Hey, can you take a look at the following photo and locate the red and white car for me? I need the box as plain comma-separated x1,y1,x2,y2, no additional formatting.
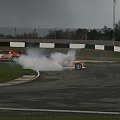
61,59,86,70
0,50,22,61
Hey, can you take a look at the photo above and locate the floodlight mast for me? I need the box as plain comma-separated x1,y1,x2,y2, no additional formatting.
113,0,116,41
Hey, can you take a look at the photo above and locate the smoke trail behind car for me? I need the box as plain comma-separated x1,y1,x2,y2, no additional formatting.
16,48,76,71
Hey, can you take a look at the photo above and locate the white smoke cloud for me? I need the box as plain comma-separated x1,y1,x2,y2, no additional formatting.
16,48,76,71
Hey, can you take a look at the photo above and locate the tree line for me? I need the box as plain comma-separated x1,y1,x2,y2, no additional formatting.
0,22,120,41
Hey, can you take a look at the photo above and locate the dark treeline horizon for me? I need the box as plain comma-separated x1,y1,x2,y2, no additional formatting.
0,24,120,41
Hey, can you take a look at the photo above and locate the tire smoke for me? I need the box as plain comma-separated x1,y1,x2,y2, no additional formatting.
16,48,76,71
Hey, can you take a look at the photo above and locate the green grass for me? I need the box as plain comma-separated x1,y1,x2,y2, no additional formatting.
0,47,26,52
0,63,36,83
0,114,120,120
77,49,120,58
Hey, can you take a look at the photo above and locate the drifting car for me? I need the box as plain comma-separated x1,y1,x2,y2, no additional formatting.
61,59,86,70
49,54,86,70
0,50,22,61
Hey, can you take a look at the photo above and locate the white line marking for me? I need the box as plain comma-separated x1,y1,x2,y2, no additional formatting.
31,71,40,81
0,107,120,115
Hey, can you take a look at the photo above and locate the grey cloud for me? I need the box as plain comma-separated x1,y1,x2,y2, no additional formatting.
0,0,119,28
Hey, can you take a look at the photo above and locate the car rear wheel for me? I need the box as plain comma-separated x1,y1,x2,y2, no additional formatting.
75,63,82,70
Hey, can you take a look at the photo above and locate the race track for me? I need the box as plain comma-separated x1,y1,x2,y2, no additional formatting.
0,64,120,112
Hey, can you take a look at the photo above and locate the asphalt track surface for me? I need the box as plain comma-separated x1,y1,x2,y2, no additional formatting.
0,64,120,112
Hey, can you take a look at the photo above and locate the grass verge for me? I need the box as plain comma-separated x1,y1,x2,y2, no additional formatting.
0,114,120,120
0,62,36,83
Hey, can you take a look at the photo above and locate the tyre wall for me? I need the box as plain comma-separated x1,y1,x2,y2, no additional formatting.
0,39,120,52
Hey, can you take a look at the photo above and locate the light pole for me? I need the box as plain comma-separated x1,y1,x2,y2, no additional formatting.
68,28,70,40
34,28,37,43
54,28,56,39
15,27,16,38
113,0,116,41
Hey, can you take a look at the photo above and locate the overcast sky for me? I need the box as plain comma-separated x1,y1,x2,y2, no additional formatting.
0,0,120,28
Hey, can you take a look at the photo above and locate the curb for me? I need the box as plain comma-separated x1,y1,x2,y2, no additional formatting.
0,71,40,87
0,107,120,115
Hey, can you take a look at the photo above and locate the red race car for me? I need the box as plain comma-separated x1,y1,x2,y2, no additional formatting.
0,50,22,61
